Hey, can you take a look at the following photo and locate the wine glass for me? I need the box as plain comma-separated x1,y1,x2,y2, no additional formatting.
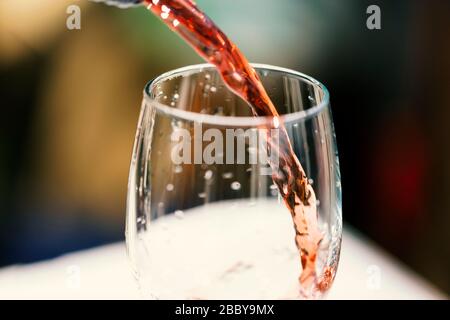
126,64,342,299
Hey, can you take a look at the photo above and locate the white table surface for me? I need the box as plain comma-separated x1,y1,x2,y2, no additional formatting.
0,227,446,300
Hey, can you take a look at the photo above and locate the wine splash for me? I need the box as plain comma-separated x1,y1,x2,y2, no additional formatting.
99,0,334,296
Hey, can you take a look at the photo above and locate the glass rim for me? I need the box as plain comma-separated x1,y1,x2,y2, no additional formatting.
144,63,330,126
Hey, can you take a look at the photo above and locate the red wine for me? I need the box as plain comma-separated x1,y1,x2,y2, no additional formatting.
143,0,331,295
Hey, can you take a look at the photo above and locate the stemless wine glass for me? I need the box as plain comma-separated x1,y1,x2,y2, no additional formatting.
126,64,342,299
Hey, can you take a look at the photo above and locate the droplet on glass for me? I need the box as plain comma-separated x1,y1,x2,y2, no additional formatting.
204,170,213,180
272,116,280,129
166,184,174,191
198,192,206,199
222,172,233,179
270,184,278,190
175,165,183,173
157,202,165,217
210,86,217,93
137,216,146,225
174,210,184,219
173,93,180,100
215,106,224,116
204,73,211,80
308,178,314,185
231,181,241,191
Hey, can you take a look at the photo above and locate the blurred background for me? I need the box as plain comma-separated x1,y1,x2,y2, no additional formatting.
0,0,449,294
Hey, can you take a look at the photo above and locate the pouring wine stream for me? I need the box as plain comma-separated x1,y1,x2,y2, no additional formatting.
95,0,332,296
